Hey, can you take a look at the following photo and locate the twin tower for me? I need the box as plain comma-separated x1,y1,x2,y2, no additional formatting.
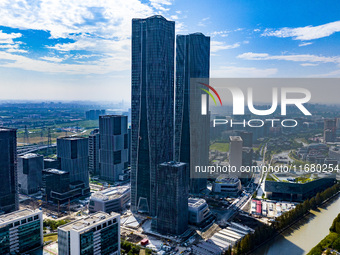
130,15,210,216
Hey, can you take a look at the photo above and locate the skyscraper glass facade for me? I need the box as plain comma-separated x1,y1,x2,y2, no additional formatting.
175,33,210,193
131,15,175,215
57,137,89,188
153,162,188,235
0,127,18,214
99,115,128,181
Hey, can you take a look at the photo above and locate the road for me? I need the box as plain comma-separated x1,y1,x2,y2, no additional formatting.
219,144,268,223
17,144,56,156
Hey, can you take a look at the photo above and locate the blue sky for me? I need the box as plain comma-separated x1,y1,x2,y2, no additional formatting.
0,0,340,101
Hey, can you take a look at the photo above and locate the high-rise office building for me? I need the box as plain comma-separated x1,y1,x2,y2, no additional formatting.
175,33,210,193
89,129,100,175
242,147,253,167
58,211,120,255
128,127,131,166
153,162,188,235
0,209,43,254
0,127,18,214
324,118,337,143
131,15,175,215
85,110,106,120
57,137,89,188
99,115,129,181
229,136,243,177
18,153,43,195
237,131,253,148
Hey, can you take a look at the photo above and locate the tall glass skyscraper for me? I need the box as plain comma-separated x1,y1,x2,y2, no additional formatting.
131,15,175,215
99,115,129,181
152,162,188,235
57,137,89,188
175,33,210,193
0,127,18,214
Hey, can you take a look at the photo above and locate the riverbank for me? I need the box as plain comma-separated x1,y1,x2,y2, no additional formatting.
307,212,340,255
252,191,340,255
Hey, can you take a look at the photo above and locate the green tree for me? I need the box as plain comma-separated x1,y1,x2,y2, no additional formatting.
315,193,322,205
332,236,340,251
309,197,317,209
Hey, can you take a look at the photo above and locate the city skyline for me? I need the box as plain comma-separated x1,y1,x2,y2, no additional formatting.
0,0,340,101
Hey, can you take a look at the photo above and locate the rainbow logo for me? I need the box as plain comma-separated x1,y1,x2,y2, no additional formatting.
199,82,222,106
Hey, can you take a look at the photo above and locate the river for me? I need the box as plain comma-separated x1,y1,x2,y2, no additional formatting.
253,194,340,255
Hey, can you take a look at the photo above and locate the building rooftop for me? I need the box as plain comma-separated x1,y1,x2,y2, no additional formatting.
58,136,86,141
0,127,16,132
159,161,187,168
230,136,243,142
44,158,58,162
0,209,39,224
188,198,207,208
43,168,68,175
91,185,130,201
99,115,126,118
215,175,240,184
133,15,174,23
20,153,41,159
59,211,119,232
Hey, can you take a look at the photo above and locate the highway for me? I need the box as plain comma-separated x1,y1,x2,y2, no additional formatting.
17,144,56,156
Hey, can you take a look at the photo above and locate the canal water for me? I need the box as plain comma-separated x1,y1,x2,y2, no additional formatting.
253,194,340,255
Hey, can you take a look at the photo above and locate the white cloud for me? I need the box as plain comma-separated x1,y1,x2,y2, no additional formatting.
238,52,340,64
300,63,319,67
262,20,340,40
311,69,340,77
0,0,154,39
210,30,230,37
149,0,173,11
198,17,210,27
0,0,164,74
211,41,240,52
211,66,277,77
40,56,64,63
7,48,27,53
0,30,26,53
299,42,313,47
0,30,22,44
0,48,129,74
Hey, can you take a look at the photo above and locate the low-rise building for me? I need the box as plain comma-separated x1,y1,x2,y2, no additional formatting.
265,174,336,201
0,209,43,254
89,186,130,214
42,168,90,204
212,176,242,196
188,198,212,225
58,211,120,255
